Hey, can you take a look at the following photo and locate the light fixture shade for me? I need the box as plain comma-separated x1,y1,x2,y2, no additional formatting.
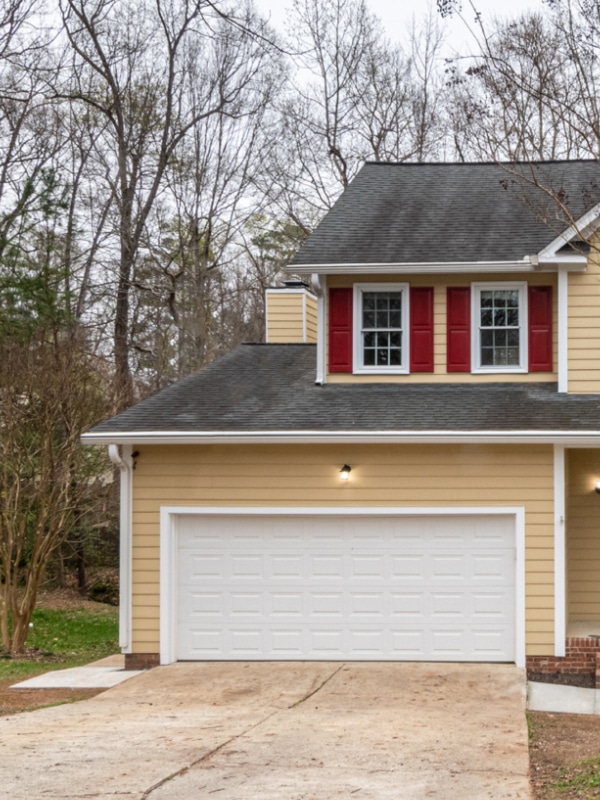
595,480,600,494
340,464,352,480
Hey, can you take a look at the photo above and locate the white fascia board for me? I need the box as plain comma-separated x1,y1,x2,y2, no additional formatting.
538,202,600,259
534,256,587,271
291,260,535,275
82,430,600,446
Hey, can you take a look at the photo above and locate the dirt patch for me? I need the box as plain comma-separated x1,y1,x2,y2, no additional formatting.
0,677,104,716
35,588,115,613
530,711,600,799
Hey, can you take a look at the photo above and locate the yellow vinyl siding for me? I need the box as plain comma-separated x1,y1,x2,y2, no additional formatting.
130,443,555,656
326,272,557,383
305,292,317,342
568,241,600,392
566,449,600,621
265,288,317,343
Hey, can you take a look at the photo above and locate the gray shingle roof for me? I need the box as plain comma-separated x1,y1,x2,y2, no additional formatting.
290,160,600,266
86,344,600,437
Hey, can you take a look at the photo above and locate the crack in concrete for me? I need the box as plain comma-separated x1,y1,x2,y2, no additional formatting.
288,663,345,708
141,665,344,799
140,709,281,799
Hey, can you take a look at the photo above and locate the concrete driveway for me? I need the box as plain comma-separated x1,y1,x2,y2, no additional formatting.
0,662,530,799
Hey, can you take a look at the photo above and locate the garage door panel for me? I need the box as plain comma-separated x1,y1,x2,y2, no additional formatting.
177,514,515,662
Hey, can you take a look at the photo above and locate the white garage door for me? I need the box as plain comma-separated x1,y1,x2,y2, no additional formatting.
176,513,515,662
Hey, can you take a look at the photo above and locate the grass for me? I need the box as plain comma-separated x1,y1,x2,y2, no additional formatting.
553,755,600,793
0,604,119,683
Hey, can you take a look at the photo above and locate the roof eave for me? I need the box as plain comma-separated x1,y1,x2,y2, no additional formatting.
538,201,600,258
289,260,537,275
82,430,600,446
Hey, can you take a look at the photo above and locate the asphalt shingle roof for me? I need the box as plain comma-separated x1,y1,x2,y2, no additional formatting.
290,160,600,266
87,344,600,436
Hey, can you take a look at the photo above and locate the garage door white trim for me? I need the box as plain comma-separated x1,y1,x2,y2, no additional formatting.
160,506,525,667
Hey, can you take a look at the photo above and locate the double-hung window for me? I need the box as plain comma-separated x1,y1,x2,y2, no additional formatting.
472,282,527,373
353,283,408,373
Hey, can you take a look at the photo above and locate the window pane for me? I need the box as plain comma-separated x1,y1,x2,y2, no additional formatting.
506,348,520,364
360,290,403,369
478,286,522,369
389,310,401,327
376,310,389,328
481,330,493,347
363,294,375,310
481,348,494,366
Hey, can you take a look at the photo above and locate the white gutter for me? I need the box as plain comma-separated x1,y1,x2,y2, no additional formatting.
292,260,535,275
108,444,132,654
86,430,600,446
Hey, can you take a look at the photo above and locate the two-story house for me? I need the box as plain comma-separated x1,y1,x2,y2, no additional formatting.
85,160,600,687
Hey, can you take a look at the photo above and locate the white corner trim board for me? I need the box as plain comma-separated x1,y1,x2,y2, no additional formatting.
554,445,566,657
108,444,133,653
159,506,526,668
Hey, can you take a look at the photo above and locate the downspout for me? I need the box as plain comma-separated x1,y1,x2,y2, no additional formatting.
558,267,569,393
311,273,326,385
108,444,132,653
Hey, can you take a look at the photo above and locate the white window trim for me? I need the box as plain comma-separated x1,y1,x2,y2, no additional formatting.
353,282,409,374
471,281,528,374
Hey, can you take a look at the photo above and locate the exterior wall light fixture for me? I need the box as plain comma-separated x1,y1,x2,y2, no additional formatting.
595,480,600,494
340,464,352,481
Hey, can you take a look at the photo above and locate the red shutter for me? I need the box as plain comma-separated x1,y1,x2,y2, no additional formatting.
410,287,434,372
447,287,471,372
528,285,553,372
328,287,353,373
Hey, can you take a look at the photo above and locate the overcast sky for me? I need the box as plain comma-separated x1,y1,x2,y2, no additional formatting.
255,0,546,49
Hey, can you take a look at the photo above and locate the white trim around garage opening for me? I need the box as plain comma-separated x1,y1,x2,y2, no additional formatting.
159,505,526,668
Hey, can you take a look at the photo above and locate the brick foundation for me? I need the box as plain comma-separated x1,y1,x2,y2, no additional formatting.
125,652,160,670
526,637,600,688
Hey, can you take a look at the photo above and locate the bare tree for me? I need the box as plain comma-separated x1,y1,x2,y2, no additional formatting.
263,0,447,234
440,1,599,162
0,331,109,653
58,0,277,407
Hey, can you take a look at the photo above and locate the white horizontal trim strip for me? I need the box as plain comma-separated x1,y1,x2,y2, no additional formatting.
292,260,535,275
82,430,600,446
163,504,524,517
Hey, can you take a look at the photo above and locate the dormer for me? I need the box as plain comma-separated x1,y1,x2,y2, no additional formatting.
288,161,600,392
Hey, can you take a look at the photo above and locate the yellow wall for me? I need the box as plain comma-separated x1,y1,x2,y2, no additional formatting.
568,243,600,393
567,449,600,620
326,272,557,383
266,289,317,343
130,442,555,656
